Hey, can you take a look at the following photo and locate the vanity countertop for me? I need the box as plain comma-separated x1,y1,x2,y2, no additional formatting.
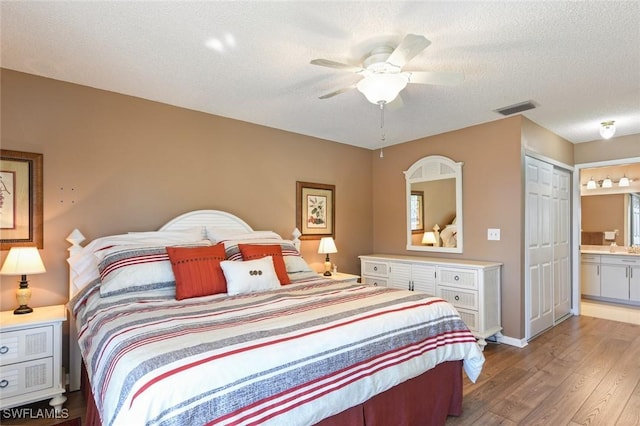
581,249,640,257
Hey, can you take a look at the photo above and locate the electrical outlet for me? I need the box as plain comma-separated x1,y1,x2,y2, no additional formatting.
488,228,501,241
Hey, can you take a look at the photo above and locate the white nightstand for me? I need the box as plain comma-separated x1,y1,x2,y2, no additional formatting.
0,305,67,412
320,272,360,283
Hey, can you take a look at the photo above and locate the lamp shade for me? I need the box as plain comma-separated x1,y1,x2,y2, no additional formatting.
422,232,437,245
602,177,613,188
356,73,409,105
619,176,630,187
586,177,597,189
1,247,46,275
318,237,337,254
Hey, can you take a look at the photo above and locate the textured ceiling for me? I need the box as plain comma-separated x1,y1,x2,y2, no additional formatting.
1,1,639,149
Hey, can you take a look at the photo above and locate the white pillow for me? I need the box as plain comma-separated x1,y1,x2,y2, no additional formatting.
207,228,282,243
284,255,314,273
220,256,281,296
68,228,205,293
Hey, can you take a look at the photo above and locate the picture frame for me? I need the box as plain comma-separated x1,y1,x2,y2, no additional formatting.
410,190,424,233
1,150,44,249
296,181,335,240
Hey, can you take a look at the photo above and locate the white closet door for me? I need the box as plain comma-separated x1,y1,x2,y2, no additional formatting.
526,157,554,338
553,168,572,321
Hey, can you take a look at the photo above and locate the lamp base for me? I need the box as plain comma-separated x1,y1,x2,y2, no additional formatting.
14,305,33,315
323,271,332,276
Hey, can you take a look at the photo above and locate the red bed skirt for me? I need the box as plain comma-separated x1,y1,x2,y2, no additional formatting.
82,360,463,426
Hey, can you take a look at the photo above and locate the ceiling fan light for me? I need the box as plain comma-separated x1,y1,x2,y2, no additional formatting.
599,120,616,139
586,177,597,189
619,176,630,187
357,73,409,105
602,177,613,188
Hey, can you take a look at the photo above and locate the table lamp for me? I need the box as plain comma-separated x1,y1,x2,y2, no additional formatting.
318,237,337,276
422,231,437,246
1,247,46,314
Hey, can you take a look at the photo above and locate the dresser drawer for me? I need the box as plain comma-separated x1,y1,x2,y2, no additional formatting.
438,287,478,311
438,267,478,290
362,276,388,287
0,357,54,399
599,255,640,266
454,307,479,333
362,260,389,277
0,325,53,367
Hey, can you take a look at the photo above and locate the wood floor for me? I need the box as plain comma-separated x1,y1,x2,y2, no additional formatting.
4,315,639,426
447,314,640,425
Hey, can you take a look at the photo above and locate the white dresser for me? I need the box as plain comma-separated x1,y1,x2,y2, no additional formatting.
0,305,67,412
359,254,502,348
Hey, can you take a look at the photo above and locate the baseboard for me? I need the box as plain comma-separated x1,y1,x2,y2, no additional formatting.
496,334,528,348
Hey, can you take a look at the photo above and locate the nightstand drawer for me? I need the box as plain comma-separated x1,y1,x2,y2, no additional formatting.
438,267,478,290
362,261,389,277
0,325,53,367
362,276,388,287
439,287,478,311
0,357,54,399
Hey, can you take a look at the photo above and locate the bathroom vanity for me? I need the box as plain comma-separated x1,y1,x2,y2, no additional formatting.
581,248,640,305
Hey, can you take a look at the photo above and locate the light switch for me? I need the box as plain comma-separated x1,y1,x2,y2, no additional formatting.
488,228,501,241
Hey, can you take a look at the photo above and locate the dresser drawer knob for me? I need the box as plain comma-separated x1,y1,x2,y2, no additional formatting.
454,275,460,281
0,346,8,354
454,295,460,301
373,266,378,271
0,379,8,388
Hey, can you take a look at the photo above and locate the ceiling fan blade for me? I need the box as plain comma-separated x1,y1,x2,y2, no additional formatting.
408,71,464,86
310,59,363,73
318,85,357,99
386,34,431,68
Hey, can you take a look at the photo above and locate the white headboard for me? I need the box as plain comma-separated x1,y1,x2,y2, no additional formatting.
65,209,300,392
160,209,253,233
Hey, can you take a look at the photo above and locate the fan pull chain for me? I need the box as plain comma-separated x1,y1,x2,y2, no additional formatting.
379,102,385,159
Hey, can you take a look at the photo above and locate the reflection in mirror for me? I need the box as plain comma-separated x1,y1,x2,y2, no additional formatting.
580,162,640,247
410,191,424,233
405,155,463,253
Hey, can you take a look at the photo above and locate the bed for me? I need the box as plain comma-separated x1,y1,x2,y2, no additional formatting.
66,210,484,426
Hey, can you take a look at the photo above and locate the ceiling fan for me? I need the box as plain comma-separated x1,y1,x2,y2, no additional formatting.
311,34,464,105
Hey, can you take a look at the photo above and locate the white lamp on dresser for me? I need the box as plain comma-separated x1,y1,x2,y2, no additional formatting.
318,237,338,276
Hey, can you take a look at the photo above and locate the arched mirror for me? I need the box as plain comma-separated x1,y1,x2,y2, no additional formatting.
404,155,463,253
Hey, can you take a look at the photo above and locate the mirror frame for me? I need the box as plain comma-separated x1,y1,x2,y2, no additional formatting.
404,155,463,253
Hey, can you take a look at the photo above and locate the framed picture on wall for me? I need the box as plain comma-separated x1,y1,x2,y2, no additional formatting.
296,181,335,240
0,150,44,249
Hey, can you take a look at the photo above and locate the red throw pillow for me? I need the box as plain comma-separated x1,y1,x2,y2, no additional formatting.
166,244,227,300
238,244,291,285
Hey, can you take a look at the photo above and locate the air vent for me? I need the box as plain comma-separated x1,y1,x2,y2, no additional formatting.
494,100,537,116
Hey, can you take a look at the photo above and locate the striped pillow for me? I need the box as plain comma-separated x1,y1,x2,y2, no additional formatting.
96,241,211,297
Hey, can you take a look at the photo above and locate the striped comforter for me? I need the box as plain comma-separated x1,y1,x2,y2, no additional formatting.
71,277,484,426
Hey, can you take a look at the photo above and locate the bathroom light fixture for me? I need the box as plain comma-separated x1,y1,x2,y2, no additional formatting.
602,176,613,188
586,177,597,189
599,120,616,139
619,175,630,187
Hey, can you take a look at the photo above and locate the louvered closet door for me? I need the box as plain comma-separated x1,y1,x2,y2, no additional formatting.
526,157,554,338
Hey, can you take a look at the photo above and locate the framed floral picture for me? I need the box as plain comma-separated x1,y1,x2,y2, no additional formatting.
1,150,44,249
296,181,335,240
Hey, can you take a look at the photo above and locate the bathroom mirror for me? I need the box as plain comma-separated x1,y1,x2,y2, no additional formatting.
580,162,640,246
405,155,463,253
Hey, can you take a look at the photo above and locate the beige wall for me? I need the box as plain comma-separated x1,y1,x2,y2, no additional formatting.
574,133,640,164
0,70,373,314
370,116,525,338
581,194,625,246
